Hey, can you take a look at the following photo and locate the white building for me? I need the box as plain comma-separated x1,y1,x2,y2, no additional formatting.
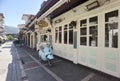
0,13,6,42
21,0,120,78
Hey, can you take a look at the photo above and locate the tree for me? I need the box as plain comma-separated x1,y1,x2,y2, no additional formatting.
7,35,14,40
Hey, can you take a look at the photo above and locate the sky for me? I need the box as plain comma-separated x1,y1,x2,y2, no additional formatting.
0,0,45,27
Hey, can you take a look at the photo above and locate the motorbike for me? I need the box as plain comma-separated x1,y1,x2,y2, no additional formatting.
38,43,54,66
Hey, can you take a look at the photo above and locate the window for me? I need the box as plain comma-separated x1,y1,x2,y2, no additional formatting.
105,10,118,48
59,26,62,43
89,16,98,47
55,26,62,43
69,24,73,44
80,19,87,45
55,27,58,43
64,25,68,44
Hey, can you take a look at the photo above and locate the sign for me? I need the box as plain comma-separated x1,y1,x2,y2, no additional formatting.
36,20,48,27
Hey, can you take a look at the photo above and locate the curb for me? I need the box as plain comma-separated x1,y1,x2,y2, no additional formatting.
19,60,28,81
14,45,29,81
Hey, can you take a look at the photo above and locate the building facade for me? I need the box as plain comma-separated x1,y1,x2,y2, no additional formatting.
0,13,6,43
20,0,120,78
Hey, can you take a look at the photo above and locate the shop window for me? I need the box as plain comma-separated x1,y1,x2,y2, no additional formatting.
55,27,58,43
89,16,98,46
69,24,73,44
55,26,62,43
64,25,68,44
80,19,87,45
105,10,118,48
59,26,62,43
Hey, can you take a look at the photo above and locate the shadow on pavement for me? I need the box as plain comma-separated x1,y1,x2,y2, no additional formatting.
5,43,22,81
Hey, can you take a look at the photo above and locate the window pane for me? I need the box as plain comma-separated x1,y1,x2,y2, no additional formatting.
55,27,58,43
89,16,98,24
64,25,67,30
105,10,118,22
69,30,73,44
80,28,87,35
80,19,87,27
80,37,87,45
64,31,67,44
59,32,62,43
105,10,118,48
69,24,73,29
105,23,118,48
59,26,62,31
89,36,97,46
89,26,97,34
55,27,59,32
89,26,98,46
55,32,58,43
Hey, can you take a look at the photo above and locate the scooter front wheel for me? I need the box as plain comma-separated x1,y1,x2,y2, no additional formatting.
48,59,52,66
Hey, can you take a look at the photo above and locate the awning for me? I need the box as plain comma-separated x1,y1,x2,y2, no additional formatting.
36,20,48,27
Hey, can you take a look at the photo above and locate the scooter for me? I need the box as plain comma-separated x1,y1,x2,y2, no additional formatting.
38,43,54,66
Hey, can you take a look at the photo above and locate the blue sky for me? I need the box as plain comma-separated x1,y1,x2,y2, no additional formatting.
0,0,45,27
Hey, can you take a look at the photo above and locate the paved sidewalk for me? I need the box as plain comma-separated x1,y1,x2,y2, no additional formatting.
16,46,60,81
15,45,120,81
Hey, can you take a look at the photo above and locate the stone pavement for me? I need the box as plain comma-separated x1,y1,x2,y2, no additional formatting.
16,46,59,81
15,45,120,81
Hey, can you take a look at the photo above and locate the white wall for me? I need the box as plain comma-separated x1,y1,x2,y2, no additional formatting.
52,0,120,78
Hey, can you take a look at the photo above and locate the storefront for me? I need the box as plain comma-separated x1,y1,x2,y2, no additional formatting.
22,0,120,78
52,0,120,78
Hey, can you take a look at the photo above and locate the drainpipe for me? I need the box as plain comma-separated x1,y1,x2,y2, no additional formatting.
37,0,70,21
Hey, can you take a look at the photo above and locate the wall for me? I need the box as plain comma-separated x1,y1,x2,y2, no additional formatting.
52,0,120,78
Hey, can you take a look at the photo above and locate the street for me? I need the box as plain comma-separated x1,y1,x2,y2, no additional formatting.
0,42,120,81
0,42,13,81
0,42,23,81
